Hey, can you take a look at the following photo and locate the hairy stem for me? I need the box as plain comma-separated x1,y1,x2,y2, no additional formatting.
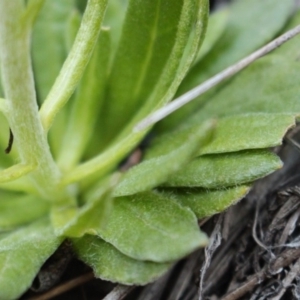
0,0,65,200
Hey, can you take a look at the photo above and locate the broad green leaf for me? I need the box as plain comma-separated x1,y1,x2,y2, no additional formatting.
164,186,249,219
92,192,207,262
0,193,49,230
101,0,188,143
186,55,300,127
58,29,111,171
99,0,208,146
113,120,215,197
165,150,282,188
161,0,294,130
0,218,62,300
194,8,229,64
32,0,75,102
73,235,172,285
198,113,295,155
62,0,209,185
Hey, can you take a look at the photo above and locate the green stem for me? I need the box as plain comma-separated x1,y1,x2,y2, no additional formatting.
0,0,64,200
39,0,108,132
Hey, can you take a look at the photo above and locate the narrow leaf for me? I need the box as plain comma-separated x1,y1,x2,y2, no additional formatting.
165,186,249,219
39,0,109,132
73,235,172,285
114,120,215,196
0,163,36,183
165,150,282,188
57,29,111,171
92,192,207,262
0,218,62,300
32,0,75,102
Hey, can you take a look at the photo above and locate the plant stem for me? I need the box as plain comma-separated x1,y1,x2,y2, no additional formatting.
0,0,64,200
39,0,108,132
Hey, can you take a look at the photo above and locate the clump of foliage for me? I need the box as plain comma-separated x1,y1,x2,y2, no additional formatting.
0,0,299,298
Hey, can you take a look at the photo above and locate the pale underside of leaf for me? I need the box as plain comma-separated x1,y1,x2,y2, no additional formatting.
73,235,172,285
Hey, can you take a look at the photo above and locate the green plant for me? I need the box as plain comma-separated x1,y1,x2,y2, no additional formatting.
0,0,299,298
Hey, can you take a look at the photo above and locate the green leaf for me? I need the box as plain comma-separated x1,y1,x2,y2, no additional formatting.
162,0,294,130
57,28,111,171
164,186,249,219
73,235,172,285
101,0,190,143
91,192,207,262
99,0,209,146
0,163,36,183
186,55,300,126
62,0,209,185
183,0,294,92
32,0,75,102
114,120,215,197
0,218,62,300
0,193,49,230
165,150,282,188
198,113,295,155
39,0,109,132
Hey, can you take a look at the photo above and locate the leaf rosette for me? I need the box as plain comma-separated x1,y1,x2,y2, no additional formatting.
0,0,299,298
